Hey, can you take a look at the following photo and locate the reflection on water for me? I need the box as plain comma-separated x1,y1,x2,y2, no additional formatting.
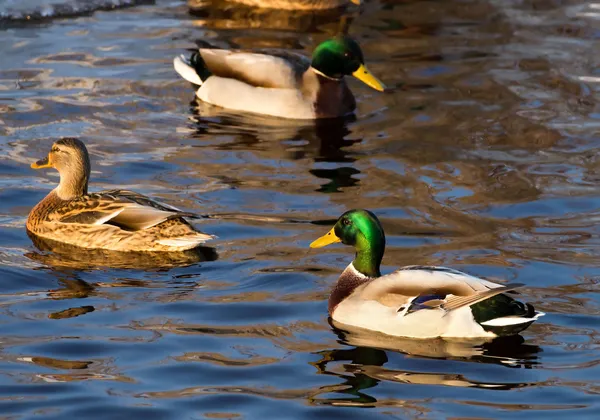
187,0,356,32
27,232,219,269
189,106,361,191
0,0,599,418
332,323,541,367
311,342,534,408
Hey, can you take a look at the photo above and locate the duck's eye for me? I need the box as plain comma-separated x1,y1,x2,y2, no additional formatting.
342,218,351,226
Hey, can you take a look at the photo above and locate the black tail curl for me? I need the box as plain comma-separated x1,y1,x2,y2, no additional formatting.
190,52,212,83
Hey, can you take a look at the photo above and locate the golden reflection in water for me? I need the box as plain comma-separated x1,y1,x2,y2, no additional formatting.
47,278,94,300
26,232,218,270
17,355,135,384
19,356,91,370
187,0,357,33
175,352,279,367
48,306,95,320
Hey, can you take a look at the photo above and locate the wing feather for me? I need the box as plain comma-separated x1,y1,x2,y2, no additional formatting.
441,283,524,311
55,190,198,231
360,266,503,303
60,208,125,225
109,204,187,231
199,49,308,89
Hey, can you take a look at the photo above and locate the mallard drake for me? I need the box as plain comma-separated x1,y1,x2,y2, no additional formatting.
173,36,385,119
218,0,359,10
310,209,544,338
27,138,214,252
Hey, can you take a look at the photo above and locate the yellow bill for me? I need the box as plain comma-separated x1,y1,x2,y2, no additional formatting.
310,227,341,248
350,0,361,4
352,64,386,92
31,155,52,169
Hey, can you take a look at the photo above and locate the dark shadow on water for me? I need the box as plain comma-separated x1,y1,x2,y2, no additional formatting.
307,326,542,407
331,321,541,367
310,166,360,193
26,232,218,270
189,105,362,192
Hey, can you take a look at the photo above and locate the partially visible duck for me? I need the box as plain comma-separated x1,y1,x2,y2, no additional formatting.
191,0,360,11
310,209,544,338
173,36,385,119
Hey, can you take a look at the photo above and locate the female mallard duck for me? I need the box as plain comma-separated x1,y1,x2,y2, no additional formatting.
173,36,385,119
27,138,214,252
310,209,544,338
193,0,360,10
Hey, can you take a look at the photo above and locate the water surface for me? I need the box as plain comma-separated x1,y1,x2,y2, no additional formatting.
0,0,599,418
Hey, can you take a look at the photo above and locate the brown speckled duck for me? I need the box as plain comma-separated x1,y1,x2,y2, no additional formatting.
27,138,214,252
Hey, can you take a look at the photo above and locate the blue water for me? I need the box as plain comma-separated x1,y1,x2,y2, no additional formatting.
0,0,599,418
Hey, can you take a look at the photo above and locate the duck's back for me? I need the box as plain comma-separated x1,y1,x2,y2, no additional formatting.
199,49,307,89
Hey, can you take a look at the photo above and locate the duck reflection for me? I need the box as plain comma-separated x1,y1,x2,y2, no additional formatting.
187,0,357,33
18,355,134,383
48,305,95,320
189,106,362,193
47,278,94,300
38,275,96,320
19,356,92,370
307,325,541,406
26,232,218,270
332,322,541,367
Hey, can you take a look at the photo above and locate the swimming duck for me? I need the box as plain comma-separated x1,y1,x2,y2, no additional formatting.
310,209,544,338
27,138,214,252
173,36,385,119
218,0,360,10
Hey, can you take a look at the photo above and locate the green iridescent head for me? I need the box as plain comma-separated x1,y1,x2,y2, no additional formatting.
310,209,385,277
311,37,385,92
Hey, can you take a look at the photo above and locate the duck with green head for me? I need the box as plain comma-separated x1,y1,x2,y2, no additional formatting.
310,209,544,338
173,36,385,119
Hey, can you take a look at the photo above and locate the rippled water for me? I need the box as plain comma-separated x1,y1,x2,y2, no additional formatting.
1,0,599,418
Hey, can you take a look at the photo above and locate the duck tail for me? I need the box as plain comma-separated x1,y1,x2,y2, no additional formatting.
474,296,545,336
173,52,211,86
479,307,545,336
157,232,215,251
439,286,544,336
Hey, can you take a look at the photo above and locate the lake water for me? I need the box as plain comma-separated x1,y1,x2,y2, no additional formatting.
0,0,599,418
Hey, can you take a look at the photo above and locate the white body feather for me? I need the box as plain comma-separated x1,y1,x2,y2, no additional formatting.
332,264,544,339
196,76,315,119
